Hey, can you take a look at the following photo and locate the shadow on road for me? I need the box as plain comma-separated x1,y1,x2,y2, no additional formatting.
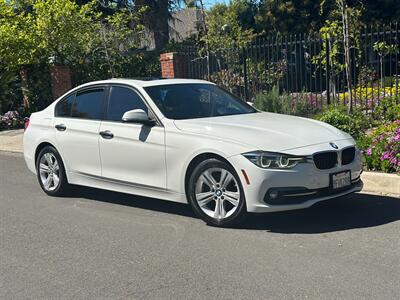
243,193,400,233
69,186,196,218
70,186,400,233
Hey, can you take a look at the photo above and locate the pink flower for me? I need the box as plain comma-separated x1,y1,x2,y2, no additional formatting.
366,148,372,156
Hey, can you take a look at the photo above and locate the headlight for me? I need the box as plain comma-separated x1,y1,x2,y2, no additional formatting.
242,151,310,169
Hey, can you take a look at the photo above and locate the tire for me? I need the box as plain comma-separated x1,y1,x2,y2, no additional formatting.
188,158,248,227
36,145,70,196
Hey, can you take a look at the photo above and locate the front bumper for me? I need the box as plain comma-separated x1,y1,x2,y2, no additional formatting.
228,145,363,213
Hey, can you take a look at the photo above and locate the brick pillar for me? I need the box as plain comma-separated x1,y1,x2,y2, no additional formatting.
160,52,186,78
50,65,72,100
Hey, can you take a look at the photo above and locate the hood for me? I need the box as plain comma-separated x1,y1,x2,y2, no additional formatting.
173,112,352,152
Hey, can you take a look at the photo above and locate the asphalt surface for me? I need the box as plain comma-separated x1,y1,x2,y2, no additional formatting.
1,151,400,300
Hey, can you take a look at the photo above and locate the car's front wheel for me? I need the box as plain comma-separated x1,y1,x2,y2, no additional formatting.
36,146,69,196
188,158,247,227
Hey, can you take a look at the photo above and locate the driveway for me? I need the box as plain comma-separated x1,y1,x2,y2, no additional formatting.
1,151,399,299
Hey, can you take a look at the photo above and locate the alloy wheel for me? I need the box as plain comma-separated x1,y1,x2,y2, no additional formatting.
195,167,241,220
39,152,60,192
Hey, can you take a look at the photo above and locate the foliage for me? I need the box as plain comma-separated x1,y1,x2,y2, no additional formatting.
24,63,53,113
0,111,24,131
360,1,400,24
315,105,373,139
358,121,400,173
0,0,146,70
0,70,21,114
254,87,322,117
200,0,400,36
357,65,377,87
209,69,244,94
373,41,399,87
203,0,257,51
255,0,328,34
374,97,400,123
373,41,399,58
0,0,154,113
0,0,38,69
312,20,345,76
247,58,287,89
314,1,363,112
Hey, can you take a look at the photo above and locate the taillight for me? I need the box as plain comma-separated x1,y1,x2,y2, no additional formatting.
24,117,30,131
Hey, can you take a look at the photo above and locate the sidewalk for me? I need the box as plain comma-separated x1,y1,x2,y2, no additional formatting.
0,129,24,153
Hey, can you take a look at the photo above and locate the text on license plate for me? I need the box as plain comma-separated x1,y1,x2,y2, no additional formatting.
331,171,351,189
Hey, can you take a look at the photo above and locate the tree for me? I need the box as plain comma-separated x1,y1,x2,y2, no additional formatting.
136,0,170,50
359,0,400,24
316,0,363,112
255,0,330,34
0,0,147,110
203,0,256,50
373,41,399,88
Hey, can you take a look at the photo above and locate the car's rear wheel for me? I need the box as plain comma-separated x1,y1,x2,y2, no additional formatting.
36,146,69,196
188,158,247,227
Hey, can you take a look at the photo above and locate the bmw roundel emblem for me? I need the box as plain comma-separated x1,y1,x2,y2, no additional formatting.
329,142,339,149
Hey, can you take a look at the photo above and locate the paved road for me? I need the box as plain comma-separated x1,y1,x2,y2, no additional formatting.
1,152,400,299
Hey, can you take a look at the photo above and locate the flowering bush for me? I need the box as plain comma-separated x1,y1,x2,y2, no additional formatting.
0,111,25,131
339,81,399,110
358,120,400,173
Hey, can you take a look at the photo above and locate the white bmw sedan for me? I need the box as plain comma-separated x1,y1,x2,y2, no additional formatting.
24,78,363,227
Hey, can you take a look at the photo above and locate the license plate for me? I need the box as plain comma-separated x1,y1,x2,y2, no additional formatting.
331,171,351,190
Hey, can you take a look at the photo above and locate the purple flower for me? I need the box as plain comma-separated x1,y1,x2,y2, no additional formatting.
366,148,372,156
381,151,391,161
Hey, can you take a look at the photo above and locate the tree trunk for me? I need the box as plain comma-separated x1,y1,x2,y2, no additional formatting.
137,0,169,51
340,1,354,113
20,68,30,110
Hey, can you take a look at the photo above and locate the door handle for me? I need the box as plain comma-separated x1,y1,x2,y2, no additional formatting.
55,124,66,131
99,130,114,139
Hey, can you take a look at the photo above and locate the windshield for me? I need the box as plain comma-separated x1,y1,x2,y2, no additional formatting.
144,83,257,120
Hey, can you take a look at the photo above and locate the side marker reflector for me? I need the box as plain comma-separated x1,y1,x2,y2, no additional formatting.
241,169,250,185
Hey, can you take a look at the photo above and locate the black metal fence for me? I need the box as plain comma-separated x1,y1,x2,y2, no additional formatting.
178,23,400,111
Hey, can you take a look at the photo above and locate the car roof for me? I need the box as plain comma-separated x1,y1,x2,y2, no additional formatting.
75,78,214,89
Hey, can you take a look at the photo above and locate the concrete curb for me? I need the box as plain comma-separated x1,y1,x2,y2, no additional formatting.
361,171,400,197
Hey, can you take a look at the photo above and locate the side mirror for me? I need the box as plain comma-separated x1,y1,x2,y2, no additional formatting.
122,109,156,126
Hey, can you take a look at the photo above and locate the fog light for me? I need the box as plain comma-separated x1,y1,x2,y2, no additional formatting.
269,191,279,199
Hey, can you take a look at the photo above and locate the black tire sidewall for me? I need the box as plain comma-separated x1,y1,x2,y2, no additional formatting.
188,158,247,227
36,146,68,196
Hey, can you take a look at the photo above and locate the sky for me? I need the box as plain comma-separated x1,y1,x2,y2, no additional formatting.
203,0,228,9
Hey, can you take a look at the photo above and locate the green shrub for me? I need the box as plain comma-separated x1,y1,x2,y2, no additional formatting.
253,88,321,117
373,96,400,122
315,106,373,139
254,86,284,112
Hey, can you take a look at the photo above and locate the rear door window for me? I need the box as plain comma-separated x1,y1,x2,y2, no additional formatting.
55,94,75,117
71,88,104,120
